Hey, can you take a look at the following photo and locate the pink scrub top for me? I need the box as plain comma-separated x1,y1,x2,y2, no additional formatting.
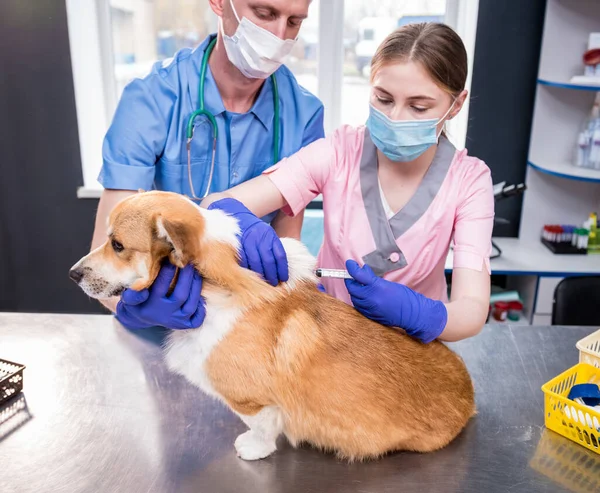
264,125,495,305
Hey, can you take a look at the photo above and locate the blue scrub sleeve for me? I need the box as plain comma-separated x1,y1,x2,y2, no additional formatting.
99,75,172,190
301,105,325,147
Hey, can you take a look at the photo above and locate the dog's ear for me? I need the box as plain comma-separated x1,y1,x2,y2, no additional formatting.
154,216,194,268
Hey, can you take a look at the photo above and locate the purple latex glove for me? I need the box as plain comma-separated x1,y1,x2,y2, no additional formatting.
344,260,447,343
116,263,206,330
208,198,288,286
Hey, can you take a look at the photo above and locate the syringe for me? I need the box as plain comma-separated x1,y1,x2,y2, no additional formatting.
314,268,352,279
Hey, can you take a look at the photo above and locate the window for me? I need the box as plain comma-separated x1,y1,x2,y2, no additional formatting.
363,29,375,41
108,0,215,106
67,0,478,196
341,0,447,128
107,0,320,118
281,0,320,102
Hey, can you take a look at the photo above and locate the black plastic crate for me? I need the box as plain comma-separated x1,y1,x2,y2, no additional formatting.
0,358,25,405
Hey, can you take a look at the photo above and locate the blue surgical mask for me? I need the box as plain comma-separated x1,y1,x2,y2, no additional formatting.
366,102,455,162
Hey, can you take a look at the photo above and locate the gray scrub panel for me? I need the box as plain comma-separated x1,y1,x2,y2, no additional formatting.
360,131,455,276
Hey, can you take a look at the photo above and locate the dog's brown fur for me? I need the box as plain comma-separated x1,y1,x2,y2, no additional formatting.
72,191,475,461
207,287,475,459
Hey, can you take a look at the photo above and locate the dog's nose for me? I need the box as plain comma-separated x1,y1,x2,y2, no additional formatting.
69,268,84,284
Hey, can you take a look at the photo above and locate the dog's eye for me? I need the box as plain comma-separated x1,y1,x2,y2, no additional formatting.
111,239,124,253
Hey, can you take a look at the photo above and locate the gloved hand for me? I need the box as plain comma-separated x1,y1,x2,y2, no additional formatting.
317,283,326,293
344,260,447,343
116,263,206,330
208,198,288,286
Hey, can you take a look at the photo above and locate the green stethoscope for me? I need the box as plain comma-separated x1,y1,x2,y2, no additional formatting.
186,37,281,200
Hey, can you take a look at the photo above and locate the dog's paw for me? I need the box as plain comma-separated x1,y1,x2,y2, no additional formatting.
234,430,276,461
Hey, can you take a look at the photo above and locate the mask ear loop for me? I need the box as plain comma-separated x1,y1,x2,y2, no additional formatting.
229,0,242,25
435,97,458,140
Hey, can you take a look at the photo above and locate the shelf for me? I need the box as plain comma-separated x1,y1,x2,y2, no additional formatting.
446,238,600,276
538,79,600,92
527,160,600,183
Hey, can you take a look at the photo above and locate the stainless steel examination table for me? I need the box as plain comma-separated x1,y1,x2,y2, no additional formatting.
1,313,598,493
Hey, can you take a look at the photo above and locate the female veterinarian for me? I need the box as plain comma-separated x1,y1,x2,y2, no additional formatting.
92,0,324,327
202,22,495,344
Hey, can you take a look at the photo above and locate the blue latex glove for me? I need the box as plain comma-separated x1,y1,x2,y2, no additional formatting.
116,263,206,330
317,283,326,293
344,260,447,343
208,198,288,286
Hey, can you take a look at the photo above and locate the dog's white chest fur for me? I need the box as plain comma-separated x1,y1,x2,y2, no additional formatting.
164,292,242,397
163,237,316,399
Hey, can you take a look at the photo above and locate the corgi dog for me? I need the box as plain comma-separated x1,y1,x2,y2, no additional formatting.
69,191,475,461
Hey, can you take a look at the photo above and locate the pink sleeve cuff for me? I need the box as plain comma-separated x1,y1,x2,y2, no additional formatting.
263,162,308,217
261,129,348,216
452,245,491,275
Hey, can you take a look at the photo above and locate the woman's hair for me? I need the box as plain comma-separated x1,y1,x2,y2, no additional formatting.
370,22,468,98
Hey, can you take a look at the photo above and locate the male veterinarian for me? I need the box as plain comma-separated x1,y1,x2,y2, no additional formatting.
89,0,322,328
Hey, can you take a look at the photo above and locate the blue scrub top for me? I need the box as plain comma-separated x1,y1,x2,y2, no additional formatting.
99,34,325,202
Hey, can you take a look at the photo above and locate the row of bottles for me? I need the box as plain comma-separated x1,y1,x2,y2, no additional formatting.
576,92,600,169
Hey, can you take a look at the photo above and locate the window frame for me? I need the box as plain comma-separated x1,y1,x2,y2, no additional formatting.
67,0,478,197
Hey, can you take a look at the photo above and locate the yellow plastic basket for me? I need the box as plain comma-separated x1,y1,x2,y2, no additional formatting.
576,328,600,369
542,363,600,455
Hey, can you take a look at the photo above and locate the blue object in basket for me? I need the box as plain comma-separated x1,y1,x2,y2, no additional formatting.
568,383,600,406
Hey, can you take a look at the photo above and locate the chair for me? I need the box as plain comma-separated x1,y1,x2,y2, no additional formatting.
552,276,600,326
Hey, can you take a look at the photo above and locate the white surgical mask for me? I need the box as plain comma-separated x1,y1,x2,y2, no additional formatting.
220,0,297,79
